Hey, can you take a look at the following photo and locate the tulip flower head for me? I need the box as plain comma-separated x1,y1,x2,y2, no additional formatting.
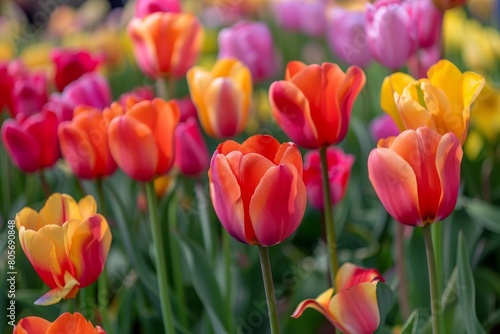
381,59,485,144
369,114,400,142
292,262,383,334
209,134,306,246
174,117,210,177
51,48,103,91
269,61,365,149
15,194,112,305
368,127,462,226
14,312,106,334
187,58,253,138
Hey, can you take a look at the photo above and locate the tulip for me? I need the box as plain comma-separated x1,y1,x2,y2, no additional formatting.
209,134,306,246
135,0,181,18
405,0,443,49
432,0,466,11
366,0,417,70
218,20,278,82
107,98,180,181
380,59,485,143
174,117,209,177
118,86,155,108
42,94,78,123
51,49,103,91
303,148,354,210
368,127,462,226
326,6,372,67
270,0,301,31
11,71,48,118
14,312,105,334
128,12,203,79
15,193,112,305
1,110,60,173
61,73,112,110
59,106,117,179
292,262,383,334
269,61,365,149
407,45,441,79
298,0,327,37
187,58,253,138
369,114,400,141
174,96,198,122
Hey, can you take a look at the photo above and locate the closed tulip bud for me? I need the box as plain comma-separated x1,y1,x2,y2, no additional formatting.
128,12,203,79
59,106,117,179
61,72,112,110
15,194,112,305
135,0,181,18
187,58,253,138
14,313,106,334
405,0,443,49
368,127,462,226
209,134,306,246
107,98,180,182
11,71,48,118
432,0,467,11
369,114,400,141
175,117,209,177
269,61,365,149
366,0,417,70
303,148,354,210
327,6,373,67
1,110,60,173
293,263,383,333
218,21,278,82
51,49,103,91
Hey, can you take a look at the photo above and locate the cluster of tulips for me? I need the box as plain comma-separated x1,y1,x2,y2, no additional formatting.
1,0,499,333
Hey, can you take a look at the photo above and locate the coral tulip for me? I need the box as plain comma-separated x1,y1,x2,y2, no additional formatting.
380,59,485,143
1,110,60,173
174,117,209,177
303,148,354,210
292,263,383,334
51,49,103,91
14,312,105,334
368,127,462,226
209,134,306,246
269,61,365,149
59,106,117,179
15,194,112,305
187,58,252,138
128,12,203,79
135,0,181,18
107,98,180,181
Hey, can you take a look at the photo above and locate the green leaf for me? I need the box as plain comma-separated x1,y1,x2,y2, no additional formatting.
400,310,421,334
463,197,500,234
376,282,394,332
456,232,486,334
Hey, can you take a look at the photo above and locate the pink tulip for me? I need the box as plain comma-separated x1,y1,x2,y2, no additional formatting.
303,147,354,210
298,0,327,37
174,96,198,122
366,0,417,70
135,0,181,18
51,49,103,91
327,6,372,67
404,0,443,49
174,117,209,177
369,114,400,141
61,73,112,110
42,94,78,123
407,44,441,79
270,0,301,31
11,71,48,118
218,21,278,82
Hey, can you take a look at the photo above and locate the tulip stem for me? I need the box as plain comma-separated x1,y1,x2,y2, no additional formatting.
145,181,176,334
422,224,443,334
223,231,234,333
396,223,411,319
257,246,281,334
156,77,176,100
319,146,339,287
195,181,215,262
39,170,51,199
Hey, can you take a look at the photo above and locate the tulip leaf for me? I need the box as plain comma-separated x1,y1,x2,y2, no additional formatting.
457,232,486,334
400,309,421,334
375,282,393,332
463,197,500,234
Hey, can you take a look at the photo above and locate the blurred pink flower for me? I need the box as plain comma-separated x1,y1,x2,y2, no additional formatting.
135,0,181,18
174,117,209,177
51,49,103,91
369,114,400,142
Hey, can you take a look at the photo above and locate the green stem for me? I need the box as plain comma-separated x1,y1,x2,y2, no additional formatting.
396,223,411,319
432,222,443,305
98,270,112,333
168,191,189,330
0,142,11,214
319,146,339,287
39,170,51,199
79,286,93,320
257,246,280,334
223,231,234,333
145,181,176,334
195,181,214,262
156,77,176,100
423,224,443,334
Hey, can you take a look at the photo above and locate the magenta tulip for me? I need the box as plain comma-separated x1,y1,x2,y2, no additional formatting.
174,117,209,177
51,49,103,91
135,0,181,18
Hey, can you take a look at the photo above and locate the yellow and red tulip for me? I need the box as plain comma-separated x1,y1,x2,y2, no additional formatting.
14,312,105,334
209,134,306,246
269,61,365,149
187,58,253,138
15,193,112,306
292,263,383,334
368,127,462,226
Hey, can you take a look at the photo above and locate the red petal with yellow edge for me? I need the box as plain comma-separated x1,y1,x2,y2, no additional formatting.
39,193,83,227
435,132,462,223
329,282,380,334
274,142,303,176
14,316,51,334
46,312,103,334
35,272,80,306
368,148,422,226
269,81,319,149
291,288,334,321
240,135,281,163
336,263,384,292
250,163,306,246
108,115,158,181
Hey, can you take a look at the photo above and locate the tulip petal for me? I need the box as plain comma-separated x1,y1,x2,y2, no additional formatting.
59,123,96,179
1,119,40,172
16,207,44,231
461,71,485,109
35,271,80,306
427,60,464,107
285,60,307,81
39,193,83,226
291,288,334,320
250,163,306,246
46,312,102,334
128,16,161,78
274,142,303,176
380,73,415,131
329,282,380,334
336,263,384,292
240,135,281,162
78,196,97,220
14,316,51,334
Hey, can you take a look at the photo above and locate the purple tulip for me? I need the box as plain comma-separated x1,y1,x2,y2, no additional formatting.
369,114,400,142
404,0,443,49
408,44,441,79
270,0,301,31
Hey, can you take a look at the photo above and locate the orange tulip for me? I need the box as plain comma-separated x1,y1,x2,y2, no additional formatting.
107,98,180,181
269,61,365,149
59,106,117,179
368,127,462,226
14,312,105,334
128,12,203,79
15,194,112,305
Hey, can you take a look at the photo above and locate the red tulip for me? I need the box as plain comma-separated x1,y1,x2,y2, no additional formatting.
174,117,209,177
51,49,103,91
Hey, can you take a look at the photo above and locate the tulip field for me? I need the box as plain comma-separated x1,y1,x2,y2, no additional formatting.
2,0,500,333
